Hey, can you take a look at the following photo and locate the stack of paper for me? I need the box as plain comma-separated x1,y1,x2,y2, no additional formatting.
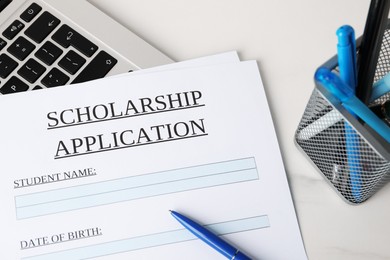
0,52,307,259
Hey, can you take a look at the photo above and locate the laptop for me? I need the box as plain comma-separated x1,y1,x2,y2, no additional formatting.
0,0,173,94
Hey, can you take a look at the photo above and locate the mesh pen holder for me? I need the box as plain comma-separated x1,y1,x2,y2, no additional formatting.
295,32,390,204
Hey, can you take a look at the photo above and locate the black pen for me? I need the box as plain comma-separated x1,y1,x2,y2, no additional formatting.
170,210,252,260
356,0,390,104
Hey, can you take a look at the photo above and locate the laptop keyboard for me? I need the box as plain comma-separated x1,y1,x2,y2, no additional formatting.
0,2,118,94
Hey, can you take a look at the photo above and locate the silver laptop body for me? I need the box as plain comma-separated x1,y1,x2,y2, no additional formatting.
0,0,172,93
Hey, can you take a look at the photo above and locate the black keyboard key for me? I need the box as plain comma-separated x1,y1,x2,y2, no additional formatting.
58,50,86,75
2,20,24,40
52,24,97,57
20,3,42,22
32,85,42,90
0,76,29,94
25,11,60,43
18,58,46,83
72,51,117,84
35,41,62,65
7,36,35,60
0,0,12,12
41,68,69,88
0,37,6,50
0,53,18,78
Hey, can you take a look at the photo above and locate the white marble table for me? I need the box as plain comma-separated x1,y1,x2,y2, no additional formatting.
90,1,390,259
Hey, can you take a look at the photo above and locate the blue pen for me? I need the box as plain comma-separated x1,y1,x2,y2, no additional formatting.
336,25,362,202
297,76,389,141
315,67,390,142
170,210,252,260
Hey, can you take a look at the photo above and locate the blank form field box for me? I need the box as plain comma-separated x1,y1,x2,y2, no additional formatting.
15,157,258,219
22,215,269,260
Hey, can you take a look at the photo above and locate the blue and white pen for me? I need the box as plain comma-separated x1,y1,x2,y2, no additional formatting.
297,78,390,140
170,210,252,260
315,67,390,142
336,25,362,202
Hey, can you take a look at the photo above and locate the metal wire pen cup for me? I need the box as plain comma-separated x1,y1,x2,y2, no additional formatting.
295,29,390,204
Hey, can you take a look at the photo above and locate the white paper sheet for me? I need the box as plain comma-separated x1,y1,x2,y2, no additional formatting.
110,50,240,78
0,58,306,259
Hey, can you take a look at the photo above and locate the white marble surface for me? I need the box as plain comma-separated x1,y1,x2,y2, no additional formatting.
90,1,390,259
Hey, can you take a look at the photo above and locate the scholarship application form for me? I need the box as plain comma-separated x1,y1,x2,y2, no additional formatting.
0,56,307,259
